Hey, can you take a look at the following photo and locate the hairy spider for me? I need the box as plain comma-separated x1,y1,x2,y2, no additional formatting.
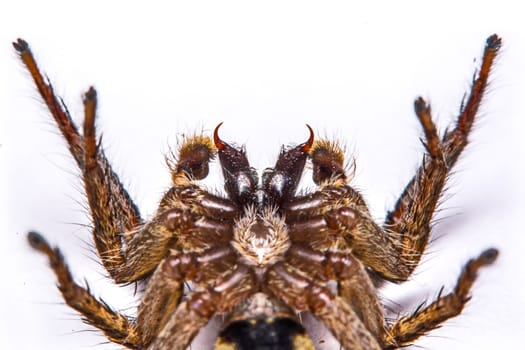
15,35,500,350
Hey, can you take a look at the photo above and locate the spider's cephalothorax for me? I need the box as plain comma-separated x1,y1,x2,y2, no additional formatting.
16,35,501,350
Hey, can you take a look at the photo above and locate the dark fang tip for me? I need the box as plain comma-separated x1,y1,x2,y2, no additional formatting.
13,38,29,53
480,248,499,264
27,231,48,250
303,124,314,152
213,122,225,150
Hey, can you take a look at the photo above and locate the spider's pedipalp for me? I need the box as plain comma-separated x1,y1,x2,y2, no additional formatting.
309,138,347,185
170,132,216,183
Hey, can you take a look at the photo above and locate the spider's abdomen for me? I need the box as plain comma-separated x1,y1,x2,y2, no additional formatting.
216,317,314,350
215,293,315,350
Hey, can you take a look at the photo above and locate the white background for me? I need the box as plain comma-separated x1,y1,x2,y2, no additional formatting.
1,1,524,349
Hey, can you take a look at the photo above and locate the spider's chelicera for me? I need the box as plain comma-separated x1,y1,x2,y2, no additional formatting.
15,35,501,350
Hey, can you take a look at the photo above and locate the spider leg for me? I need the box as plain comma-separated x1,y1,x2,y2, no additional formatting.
101,131,235,283
14,39,142,280
109,193,236,282
267,258,382,350
14,39,85,167
383,35,501,278
147,264,256,350
286,191,410,281
136,245,237,347
286,245,387,344
14,41,239,284
288,35,501,282
384,248,498,348
27,232,139,348
286,133,412,280
329,252,386,341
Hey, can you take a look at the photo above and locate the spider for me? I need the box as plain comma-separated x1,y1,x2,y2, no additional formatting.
14,34,500,350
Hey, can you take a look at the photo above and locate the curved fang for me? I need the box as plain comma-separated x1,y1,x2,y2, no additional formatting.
213,122,225,150
302,124,314,152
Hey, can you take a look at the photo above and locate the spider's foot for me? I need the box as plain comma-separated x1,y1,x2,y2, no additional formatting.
479,247,499,264
13,38,29,53
486,34,502,50
27,231,51,252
